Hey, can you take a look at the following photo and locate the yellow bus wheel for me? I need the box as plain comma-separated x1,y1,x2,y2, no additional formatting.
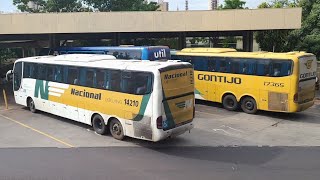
241,97,257,114
222,94,238,111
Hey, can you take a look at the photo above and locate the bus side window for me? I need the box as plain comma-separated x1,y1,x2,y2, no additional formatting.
31,64,38,79
216,58,227,73
230,58,240,74
54,65,64,83
38,64,47,80
247,59,257,75
23,62,31,78
192,56,207,71
208,58,216,72
283,61,293,76
134,73,152,95
110,70,121,92
67,67,79,85
270,60,292,77
80,68,95,87
96,69,106,89
47,66,55,82
121,71,134,94
256,60,270,76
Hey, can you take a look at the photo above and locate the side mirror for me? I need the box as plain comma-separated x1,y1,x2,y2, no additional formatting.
6,70,13,82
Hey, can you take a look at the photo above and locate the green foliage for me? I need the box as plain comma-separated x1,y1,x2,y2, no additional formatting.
256,0,320,59
289,0,320,58
86,0,159,12
13,0,158,13
13,0,90,13
0,49,16,67
218,0,246,9
255,30,292,52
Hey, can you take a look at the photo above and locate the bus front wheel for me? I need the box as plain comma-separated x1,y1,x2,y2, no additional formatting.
109,118,125,140
92,114,107,135
27,98,37,113
241,97,257,114
222,95,238,111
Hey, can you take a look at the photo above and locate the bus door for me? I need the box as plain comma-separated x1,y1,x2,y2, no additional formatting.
63,67,80,121
13,62,24,105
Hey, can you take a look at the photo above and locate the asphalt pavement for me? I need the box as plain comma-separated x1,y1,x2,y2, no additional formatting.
0,147,320,180
1,84,320,179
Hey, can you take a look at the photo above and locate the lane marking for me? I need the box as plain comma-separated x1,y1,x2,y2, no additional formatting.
0,114,74,148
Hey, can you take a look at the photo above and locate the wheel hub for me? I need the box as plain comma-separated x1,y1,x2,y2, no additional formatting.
112,124,121,135
245,101,254,110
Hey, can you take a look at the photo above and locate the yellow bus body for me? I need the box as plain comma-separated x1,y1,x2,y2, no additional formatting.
172,48,317,113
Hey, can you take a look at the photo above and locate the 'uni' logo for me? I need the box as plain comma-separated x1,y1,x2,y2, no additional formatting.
305,60,313,69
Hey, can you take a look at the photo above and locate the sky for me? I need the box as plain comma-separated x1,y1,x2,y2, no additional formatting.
0,0,267,13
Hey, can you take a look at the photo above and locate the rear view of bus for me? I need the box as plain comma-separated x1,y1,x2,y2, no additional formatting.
294,54,318,111
154,63,195,141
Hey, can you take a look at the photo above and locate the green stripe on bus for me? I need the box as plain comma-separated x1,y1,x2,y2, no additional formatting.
195,89,202,95
34,80,49,100
133,94,151,121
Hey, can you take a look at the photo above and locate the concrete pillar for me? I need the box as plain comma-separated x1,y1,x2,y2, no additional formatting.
22,48,26,58
49,34,60,49
112,33,121,46
178,32,186,50
243,31,253,52
209,36,219,47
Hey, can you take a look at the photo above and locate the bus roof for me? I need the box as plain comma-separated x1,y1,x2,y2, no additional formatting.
16,54,190,72
55,46,169,51
175,48,314,60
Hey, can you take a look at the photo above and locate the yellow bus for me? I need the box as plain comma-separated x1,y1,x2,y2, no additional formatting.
7,54,195,141
172,48,317,114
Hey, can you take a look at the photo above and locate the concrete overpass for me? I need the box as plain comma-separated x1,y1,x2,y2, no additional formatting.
0,8,302,54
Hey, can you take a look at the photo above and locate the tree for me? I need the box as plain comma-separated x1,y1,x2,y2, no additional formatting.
219,0,246,9
287,0,320,58
85,0,159,12
13,0,90,13
255,0,299,52
0,49,16,76
256,0,320,59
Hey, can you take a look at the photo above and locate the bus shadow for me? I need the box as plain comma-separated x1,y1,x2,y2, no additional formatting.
196,99,320,124
129,137,283,165
196,99,223,108
22,107,92,130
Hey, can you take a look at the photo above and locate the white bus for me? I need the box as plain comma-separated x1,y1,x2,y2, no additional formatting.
7,54,195,142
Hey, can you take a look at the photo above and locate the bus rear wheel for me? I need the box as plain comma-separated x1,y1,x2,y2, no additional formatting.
241,97,257,114
92,114,107,135
222,95,238,111
27,98,37,113
109,118,125,140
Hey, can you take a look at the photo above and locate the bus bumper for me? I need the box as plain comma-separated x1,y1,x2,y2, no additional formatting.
155,122,194,142
295,100,315,112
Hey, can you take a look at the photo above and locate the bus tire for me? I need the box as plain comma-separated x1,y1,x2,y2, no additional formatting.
27,98,37,113
109,118,125,140
222,94,238,111
241,97,257,114
92,114,107,135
